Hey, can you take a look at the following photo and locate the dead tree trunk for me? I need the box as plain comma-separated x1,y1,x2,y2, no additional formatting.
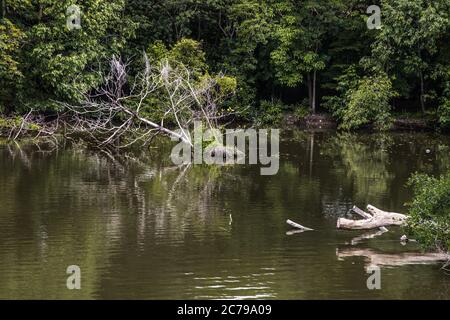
337,205,407,230
351,206,388,232
307,73,312,112
312,69,317,114
419,69,425,113
306,71,317,114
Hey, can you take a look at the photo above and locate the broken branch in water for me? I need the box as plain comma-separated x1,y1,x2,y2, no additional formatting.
286,219,314,231
58,55,236,150
337,205,407,230
351,206,389,232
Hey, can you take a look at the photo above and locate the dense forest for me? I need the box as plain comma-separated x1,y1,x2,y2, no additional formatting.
1,0,449,131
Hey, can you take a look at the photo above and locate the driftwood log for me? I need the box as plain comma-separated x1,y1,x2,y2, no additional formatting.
337,205,407,230
286,219,314,231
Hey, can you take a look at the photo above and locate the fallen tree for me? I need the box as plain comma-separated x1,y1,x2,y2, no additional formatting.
337,205,407,230
61,55,235,149
6,54,238,156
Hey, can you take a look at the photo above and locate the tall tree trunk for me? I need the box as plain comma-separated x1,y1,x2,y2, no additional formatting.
309,132,314,177
307,73,312,112
418,47,425,114
2,0,6,19
312,69,317,114
38,4,43,22
419,70,425,113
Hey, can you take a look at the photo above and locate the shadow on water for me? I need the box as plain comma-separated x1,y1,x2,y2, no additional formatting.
0,131,449,299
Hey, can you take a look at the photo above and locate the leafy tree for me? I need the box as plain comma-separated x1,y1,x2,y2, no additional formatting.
4,0,135,111
438,77,450,129
371,0,450,113
148,38,207,73
218,0,275,117
0,18,25,112
340,72,396,130
407,173,450,252
254,99,284,126
325,69,396,130
1,0,450,129
270,0,341,113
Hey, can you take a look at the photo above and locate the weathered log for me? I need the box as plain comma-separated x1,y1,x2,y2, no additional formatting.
337,247,449,268
352,206,388,232
337,205,407,230
337,218,396,230
286,219,314,231
367,205,407,223
351,206,372,219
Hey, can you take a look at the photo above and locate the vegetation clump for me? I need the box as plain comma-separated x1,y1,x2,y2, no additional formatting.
407,173,450,252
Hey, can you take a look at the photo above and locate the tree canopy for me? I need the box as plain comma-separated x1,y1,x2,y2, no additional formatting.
1,0,449,129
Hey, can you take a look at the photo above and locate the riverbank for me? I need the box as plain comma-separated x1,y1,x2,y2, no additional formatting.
282,112,444,132
0,111,447,142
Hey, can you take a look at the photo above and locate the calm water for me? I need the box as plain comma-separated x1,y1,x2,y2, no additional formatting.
0,131,449,299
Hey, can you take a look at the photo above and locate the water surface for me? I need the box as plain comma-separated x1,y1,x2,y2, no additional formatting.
0,131,449,299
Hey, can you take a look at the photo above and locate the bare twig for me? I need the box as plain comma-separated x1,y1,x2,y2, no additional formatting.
59,55,235,150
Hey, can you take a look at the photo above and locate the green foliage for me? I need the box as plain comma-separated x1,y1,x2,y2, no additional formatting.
0,115,41,133
329,72,396,130
406,173,450,252
370,0,450,112
170,38,207,72
0,18,25,111
254,99,285,126
438,98,450,129
215,76,237,97
323,65,360,120
0,0,449,127
438,80,450,128
200,73,237,107
148,38,207,73
2,0,136,112
293,101,310,120
218,0,275,116
269,0,335,87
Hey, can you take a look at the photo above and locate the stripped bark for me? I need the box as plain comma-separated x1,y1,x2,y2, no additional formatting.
351,206,388,232
337,205,407,230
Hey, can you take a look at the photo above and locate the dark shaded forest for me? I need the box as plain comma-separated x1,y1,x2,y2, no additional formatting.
1,0,449,131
